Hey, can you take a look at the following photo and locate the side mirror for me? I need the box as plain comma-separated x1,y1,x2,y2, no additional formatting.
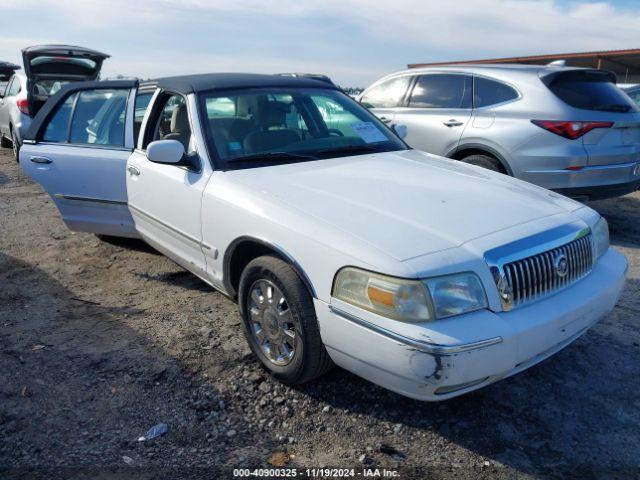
146,139,186,165
392,123,408,140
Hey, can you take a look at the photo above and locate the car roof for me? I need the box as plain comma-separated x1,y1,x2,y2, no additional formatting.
148,73,340,94
381,63,592,79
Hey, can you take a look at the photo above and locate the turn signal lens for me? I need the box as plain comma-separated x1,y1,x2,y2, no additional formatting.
333,268,433,322
531,120,613,139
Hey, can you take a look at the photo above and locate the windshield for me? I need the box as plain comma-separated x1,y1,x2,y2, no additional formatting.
198,87,407,168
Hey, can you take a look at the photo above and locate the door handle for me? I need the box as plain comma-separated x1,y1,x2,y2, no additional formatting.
443,119,464,127
127,165,140,176
379,116,392,124
30,156,52,164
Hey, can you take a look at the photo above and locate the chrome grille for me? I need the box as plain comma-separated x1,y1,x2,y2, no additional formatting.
496,233,593,309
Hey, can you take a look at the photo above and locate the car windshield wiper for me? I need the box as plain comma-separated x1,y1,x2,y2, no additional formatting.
311,144,383,157
593,104,632,112
227,151,317,163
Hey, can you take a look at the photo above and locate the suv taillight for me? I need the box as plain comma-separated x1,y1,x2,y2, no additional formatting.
16,97,29,115
531,120,613,139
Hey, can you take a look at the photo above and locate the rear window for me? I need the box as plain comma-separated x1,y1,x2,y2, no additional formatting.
29,56,97,77
546,70,637,113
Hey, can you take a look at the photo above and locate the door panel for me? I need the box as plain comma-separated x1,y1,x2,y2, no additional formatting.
394,74,472,156
20,80,138,237
126,93,210,278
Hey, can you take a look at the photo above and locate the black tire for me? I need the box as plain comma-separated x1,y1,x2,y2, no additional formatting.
238,255,332,384
461,154,505,173
0,134,10,148
11,129,20,162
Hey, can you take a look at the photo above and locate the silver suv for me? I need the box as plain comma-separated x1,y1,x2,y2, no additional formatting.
0,45,108,160
359,65,640,200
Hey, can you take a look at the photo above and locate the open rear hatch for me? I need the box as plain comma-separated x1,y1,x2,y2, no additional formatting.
22,45,109,116
0,61,20,92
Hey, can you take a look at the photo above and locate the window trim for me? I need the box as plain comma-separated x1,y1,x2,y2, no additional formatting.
405,73,473,110
472,74,522,110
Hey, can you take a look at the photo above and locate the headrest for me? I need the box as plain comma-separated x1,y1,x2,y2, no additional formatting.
255,100,289,128
170,104,189,132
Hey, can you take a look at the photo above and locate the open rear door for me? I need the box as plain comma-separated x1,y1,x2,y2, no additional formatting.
22,45,109,116
20,79,140,238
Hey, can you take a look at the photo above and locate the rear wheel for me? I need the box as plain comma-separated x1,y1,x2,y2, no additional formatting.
238,255,332,384
461,154,505,173
11,129,20,162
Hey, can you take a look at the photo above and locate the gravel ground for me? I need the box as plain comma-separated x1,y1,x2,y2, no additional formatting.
0,147,639,480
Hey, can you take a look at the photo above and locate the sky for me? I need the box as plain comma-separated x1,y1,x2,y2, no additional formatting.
0,0,639,87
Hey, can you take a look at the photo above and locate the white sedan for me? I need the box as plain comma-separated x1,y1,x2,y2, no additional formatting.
20,73,627,400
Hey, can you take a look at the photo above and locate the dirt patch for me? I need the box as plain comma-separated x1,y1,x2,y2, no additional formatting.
0,149,638,479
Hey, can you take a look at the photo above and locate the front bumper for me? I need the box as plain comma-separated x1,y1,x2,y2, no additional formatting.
316,248,627,401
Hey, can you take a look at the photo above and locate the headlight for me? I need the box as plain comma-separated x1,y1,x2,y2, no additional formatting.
332,268,432,322
425,273,488,319
593,216,609,260
332,268,488,322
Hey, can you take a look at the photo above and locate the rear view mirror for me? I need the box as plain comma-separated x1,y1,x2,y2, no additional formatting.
146,140,186,164
392,123,408,140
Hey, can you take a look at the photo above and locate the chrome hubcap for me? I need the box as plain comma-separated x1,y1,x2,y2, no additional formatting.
248,279,296,366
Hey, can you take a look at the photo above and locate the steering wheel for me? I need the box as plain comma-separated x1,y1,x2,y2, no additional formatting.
327,129,344,137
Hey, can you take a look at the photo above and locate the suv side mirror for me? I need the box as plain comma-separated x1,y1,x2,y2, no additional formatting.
392,123,408,140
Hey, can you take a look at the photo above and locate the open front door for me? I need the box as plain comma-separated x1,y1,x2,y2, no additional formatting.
20,80,140,238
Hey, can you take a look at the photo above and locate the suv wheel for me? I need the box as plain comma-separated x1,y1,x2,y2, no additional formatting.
461,154,505,173
238,255,332,384
11,130,20,162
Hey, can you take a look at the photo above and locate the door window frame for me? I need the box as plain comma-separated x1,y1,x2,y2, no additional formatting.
139,89,202,173
34,85,136,151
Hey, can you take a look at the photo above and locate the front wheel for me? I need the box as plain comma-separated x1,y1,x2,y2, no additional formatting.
238,255,332,384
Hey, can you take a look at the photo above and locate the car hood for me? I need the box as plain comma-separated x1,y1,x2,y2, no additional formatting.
227,149,583,261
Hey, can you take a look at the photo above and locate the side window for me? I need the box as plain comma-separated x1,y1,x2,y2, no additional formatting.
151,94,192,152
42,93,77,143
409,74,472,109
69,89,128,146
7,77,20,97
474,77,519,108
360,76,411,108
133,91,153,146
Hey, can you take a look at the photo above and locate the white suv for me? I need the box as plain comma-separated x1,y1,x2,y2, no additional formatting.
359,65,640,201
20,73,627,400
